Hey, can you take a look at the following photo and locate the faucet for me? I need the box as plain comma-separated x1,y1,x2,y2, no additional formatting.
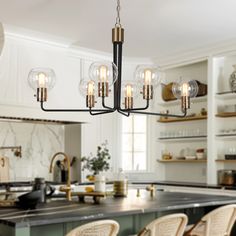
49,152,72,201
146,184,156,197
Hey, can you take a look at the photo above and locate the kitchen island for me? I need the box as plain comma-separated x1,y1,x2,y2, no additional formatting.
1,190,236,236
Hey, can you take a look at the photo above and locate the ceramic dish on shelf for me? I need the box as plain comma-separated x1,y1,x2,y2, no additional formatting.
185,156,196,160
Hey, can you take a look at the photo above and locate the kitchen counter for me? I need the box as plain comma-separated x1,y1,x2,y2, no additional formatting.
132,180,236,190
1,180,236,190
0,190,236,236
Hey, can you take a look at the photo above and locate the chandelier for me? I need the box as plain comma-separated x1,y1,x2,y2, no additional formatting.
28,0,198,117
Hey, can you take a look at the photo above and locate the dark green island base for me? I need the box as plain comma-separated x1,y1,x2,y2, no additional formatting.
1,190,236,236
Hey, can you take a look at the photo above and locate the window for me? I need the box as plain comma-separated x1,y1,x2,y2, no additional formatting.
121,115,147,171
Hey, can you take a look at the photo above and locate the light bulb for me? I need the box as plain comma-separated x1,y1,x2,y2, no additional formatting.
99,65,108,83
37,72,47,88
135,65,162,89
144,69,152,85
89,61,118,87
181,82,189,97
79,79,97,97
28,68,56,102
87,81,95,96
172,80,198,99
125,84,133,98
28,68,56,91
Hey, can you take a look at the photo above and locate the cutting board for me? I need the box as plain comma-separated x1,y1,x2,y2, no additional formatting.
0,156,9,182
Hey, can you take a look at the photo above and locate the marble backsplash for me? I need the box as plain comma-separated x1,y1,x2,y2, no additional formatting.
0,122,64,182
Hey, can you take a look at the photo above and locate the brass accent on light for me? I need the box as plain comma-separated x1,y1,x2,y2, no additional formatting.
98,82,109,97
49,152,72,201
112,27,124,43
125,97,133,109
37,87,47,102
143,85,153,100
86,95,95,108
181,96,190,112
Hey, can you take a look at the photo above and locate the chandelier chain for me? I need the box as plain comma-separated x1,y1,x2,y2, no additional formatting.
115,0,121,27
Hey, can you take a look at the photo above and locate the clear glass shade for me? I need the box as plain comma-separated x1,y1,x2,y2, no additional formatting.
89,61,118,87
122,80,138,98
172,79,198,99
79,78,97,97
28,68,56,91
135,65,161,89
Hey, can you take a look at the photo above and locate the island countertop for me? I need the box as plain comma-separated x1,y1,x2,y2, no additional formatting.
1,190,236,228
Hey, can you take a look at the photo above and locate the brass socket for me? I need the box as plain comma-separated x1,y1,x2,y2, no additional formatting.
98,82,109,97
112,27,124,43
37,88,47,102
143,85,153,100
181,96,190,112
86,95,95,108
125,97,133,109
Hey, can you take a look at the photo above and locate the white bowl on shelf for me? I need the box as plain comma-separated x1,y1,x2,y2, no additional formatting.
185,155,196,160
196,153,204,159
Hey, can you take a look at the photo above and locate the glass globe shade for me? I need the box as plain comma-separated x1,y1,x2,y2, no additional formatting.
89,61,118,87
172,80,198,99
28,68,56,91
122,80,138,98
79,79,97,98
135,65,161,89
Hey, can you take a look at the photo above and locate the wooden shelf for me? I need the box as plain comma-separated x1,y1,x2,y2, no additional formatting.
157,159,207,163
216,91,236,100
216,134,236,140
158,115,207,123
157,96,207,107
216,112,236,118
158,136,207,143
216,159,236,163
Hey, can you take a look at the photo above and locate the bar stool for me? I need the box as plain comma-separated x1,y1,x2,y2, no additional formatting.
66,220,119,236
133,213,188,236
184,204,236,236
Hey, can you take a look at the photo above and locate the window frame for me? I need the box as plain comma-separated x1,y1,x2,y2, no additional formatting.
120,114,150,173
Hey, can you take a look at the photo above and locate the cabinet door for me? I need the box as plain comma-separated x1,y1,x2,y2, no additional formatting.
0,39,19,105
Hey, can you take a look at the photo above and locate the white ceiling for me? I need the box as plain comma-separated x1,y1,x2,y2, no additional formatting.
0,0,236,58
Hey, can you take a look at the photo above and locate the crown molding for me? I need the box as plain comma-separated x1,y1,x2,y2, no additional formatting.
153,39,236,68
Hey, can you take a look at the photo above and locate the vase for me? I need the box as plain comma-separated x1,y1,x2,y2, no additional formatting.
94,174,106,192
229,65,236,92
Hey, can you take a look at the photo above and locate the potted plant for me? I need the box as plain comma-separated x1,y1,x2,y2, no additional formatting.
81,141,111,192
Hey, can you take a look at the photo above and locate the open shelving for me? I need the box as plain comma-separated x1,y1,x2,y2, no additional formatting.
157,96,207,107
215,91,236,100
157,159,207,163
158,136,207,143
155,60,208,184
157,115,207,123
215,160,236,163
216,134,236,140
216,112,236,118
